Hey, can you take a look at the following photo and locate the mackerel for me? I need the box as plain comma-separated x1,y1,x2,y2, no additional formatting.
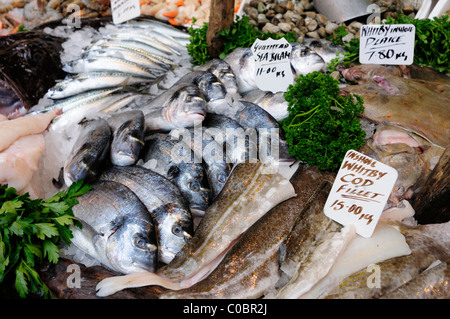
105,32,181,56
63,57,159,79
45,72,153,99
95,161,296,297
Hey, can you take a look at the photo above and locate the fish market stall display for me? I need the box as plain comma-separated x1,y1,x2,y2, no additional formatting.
0,1,449,300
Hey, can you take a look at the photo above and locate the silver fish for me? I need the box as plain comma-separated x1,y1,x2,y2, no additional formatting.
176,71,228,103
302,38,345,66
70,180,158,274
105,32,181,56
95,162,296,297
290,42,326,76
143,132,211,212
109,110,145,167
197,59,239,95
160,165,333,299
63,57,158,79
242,89,289,121
99,165,193,265
45,72,152,99
63,118,111,186
81,48,170,72
139,83,207,131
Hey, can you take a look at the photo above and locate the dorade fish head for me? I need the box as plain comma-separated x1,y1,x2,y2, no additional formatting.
166,84,207,128
168,163,211,211
194,72,228,102
152,204,194,264
290,43,326,76
105,215,158,274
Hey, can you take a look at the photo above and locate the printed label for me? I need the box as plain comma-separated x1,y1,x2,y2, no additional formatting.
251,38,294,93
359,24,415,65
111,0,141,24
324,150,398,238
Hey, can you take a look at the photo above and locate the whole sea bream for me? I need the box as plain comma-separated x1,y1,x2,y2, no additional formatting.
99,165,194,265
95,161,296,297
70,180,158,274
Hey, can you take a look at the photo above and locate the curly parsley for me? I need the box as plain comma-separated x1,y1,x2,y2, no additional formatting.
0,181,91,298
281,72,366,171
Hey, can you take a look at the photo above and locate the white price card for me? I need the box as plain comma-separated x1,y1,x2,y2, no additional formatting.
359,24,415,65
111,0,141,24
251,38,294,93
324,150,398,238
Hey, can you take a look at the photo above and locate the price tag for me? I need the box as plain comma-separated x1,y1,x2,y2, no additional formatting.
324,150,398,238
111,0,141,24
251,38,294,93
359,24,415,65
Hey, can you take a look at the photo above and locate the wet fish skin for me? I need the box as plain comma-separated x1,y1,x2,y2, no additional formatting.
231,100,293,162
176,71,228,102
323,221,450,299
95,161,296,297
160,165,335,299
242,89,289,121
71,180,158,274
63,57,158,79
109,110,145,166
99,165,193,264
197,59,239,95
302,38,345,65
143,132,211,212
63,118,111,186
342,73,450,148
140,83,207,131
290,43,326,76
159,162,296,282
45,71,152,99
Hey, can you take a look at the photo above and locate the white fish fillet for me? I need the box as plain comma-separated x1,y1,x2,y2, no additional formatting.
0,134,46,193
0,109,59,152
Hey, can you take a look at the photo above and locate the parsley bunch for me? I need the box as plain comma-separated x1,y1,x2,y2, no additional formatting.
187,15,297,65
385,14,450,73
282,72,366,171
0,181,91,298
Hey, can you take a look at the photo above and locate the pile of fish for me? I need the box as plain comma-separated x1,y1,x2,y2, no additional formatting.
1,15,448,299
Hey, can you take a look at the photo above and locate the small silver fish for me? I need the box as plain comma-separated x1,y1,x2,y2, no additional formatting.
71,180,158,274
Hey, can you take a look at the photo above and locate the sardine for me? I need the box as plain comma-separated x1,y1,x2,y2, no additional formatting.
108,110,145,166
321,221,450,299
63,118,111,186
139,83,207,131
143,132,211,212
70,180,158,274
99,165,193,264
63,57,158,79
95,162,296,297
45,72,152,99
160,165,335,299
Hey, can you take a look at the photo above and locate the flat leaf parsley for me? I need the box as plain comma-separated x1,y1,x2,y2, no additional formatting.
281,72,366,171
0,180,91,298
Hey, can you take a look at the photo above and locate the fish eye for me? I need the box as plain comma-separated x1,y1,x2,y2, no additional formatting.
188,182,200,191
172,224,184,237
134,236,147,249
217,174,227,183
58,87,64,91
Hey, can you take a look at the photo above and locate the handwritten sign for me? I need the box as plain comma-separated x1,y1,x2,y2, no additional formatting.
324,150,398,238
251,38,294,93
111,0,141,24
359,24,415,65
